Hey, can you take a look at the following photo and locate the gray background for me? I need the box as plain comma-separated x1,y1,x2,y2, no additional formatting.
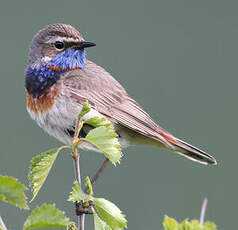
0,0,237,229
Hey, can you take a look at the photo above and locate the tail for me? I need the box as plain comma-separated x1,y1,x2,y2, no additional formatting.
162,135,217,165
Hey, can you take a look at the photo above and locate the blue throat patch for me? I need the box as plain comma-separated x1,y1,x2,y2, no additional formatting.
25,49,86,98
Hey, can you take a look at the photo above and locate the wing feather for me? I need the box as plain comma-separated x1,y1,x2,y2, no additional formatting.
61,60,216,165
63,60,173,148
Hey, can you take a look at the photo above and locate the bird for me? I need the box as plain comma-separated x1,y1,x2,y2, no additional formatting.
25,24,216,165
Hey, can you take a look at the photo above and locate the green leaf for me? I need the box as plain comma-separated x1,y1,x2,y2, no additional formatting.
78,102,91,120
189,220,217,230
85,176,93,196
163,216,179,230
68,181,89,202
0,175,28,209
179,219,192,230
189,220,203,230
84,126,122,165
203,221,217,230
92,208,112,230
84,116,112,128
163,217,217,230
29,146,70,202
93,198,127,230
23,204,70,230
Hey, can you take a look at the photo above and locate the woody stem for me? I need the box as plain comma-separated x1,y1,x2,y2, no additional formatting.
72,151,85,230
72,120,84,230
200,197,208,225
72,119,110,229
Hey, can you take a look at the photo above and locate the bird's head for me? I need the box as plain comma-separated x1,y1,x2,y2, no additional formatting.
25,24,96,98
27,23,96,70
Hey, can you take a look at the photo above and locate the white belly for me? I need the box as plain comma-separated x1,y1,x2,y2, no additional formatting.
27,94,131,151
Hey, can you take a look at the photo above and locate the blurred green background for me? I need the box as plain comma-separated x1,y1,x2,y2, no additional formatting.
0,0,237,229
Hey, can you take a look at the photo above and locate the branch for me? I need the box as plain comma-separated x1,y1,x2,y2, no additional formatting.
72,120,84,230
72,103,113,229
72,150,81,187
0,216,7,230
200,197,208,225
72,152,84,230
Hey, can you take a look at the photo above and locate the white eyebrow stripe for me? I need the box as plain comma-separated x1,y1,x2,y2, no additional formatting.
45,36,82,44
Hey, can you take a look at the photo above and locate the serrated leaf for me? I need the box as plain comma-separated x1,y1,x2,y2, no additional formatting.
0,175,28,209
93,198,127,230
188,220,217,230
163,217,217,230
203,221,217,230
92,208,112,230
84,116,112,128
85,176,93,196
68,181,89,202
179,219,192,230
23,204,70,230
84,126,122,165
163,216,179,230
189,220,203,230
29,147,70,202
78,102,91,120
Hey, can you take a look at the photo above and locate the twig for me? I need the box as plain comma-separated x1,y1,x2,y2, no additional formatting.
72,116,110,229
72,151,81,186
200,197,208,225
73,151,84,230
72,120,84,230
73,152,85,230
75,157,110,228
0,216,7,230
80,214,85,230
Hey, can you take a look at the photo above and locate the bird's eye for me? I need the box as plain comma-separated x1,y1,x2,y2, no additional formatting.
54,41,65,50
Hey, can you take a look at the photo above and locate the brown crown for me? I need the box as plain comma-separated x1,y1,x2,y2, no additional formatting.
33,24,83,43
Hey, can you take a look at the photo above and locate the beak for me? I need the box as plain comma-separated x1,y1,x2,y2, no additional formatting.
75,41,96,50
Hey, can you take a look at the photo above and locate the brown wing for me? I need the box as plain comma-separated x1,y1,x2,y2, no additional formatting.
63,60,173,148
62,60,217,165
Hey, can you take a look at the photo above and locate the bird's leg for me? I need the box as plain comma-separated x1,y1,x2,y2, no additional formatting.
90,158,110,187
